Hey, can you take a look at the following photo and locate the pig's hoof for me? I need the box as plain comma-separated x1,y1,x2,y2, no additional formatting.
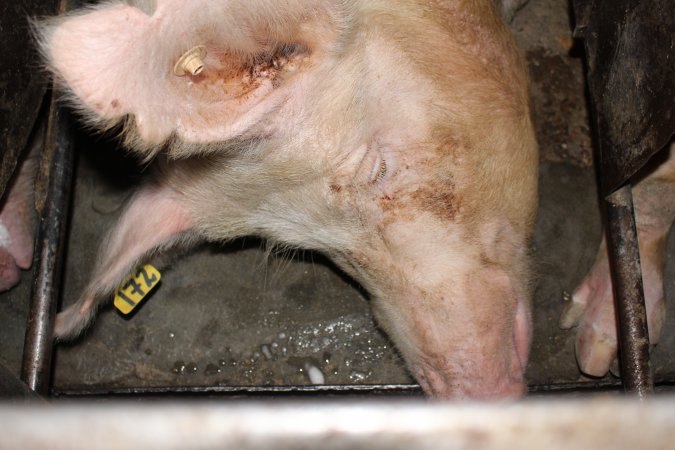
561,249,618,377
575,322,617,377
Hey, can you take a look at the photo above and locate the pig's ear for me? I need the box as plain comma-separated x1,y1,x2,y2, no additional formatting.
54,183,195,340
39,1,333,158
38,4,168,149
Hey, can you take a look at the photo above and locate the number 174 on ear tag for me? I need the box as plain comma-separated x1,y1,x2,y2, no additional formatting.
114,264,162,315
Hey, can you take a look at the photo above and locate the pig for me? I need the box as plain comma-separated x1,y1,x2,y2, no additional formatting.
0,154,35,292
37,0,538,399
561,143,675,377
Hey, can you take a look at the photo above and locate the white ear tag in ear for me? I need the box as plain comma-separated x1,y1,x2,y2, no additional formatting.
173,45,208,77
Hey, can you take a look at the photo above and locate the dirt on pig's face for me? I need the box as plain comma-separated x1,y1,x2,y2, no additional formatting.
40,0,538,399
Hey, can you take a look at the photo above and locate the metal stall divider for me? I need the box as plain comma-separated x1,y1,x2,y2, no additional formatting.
573,0,675,397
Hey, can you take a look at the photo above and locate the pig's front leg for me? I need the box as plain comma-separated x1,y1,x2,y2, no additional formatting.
55,182,195,340
561,143,675,376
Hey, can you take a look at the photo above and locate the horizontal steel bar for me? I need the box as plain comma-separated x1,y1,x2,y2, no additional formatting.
49,380,675,398
3,398,675,450
52,383,424,398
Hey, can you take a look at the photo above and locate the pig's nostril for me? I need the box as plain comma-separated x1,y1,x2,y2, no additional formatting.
174,45,207,77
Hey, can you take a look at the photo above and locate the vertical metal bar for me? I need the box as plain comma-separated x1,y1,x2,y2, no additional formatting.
604,183,653,398
20,94,75,395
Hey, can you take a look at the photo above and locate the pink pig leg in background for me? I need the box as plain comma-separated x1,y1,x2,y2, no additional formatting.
0,154,36,292
561,143,675,376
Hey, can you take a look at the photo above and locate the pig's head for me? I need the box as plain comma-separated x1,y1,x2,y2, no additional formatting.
40,0,538,399
324,120,537,399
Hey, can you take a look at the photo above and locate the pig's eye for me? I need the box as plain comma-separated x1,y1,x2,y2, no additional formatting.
375,159,387,182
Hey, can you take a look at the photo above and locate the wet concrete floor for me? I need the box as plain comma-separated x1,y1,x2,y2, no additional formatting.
1,0,673,395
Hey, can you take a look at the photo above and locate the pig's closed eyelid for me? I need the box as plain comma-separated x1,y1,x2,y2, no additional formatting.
373,157,387,182
344,143,379,185
368,151,388,183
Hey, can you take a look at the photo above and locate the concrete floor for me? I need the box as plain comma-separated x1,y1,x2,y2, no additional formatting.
1,0,673,395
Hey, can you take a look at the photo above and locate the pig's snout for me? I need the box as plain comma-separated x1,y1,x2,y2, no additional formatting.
369,252,533,400
415,314,529,400
374,284,532,400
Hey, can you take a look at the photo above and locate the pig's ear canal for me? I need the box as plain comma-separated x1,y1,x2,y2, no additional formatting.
42,3,315,156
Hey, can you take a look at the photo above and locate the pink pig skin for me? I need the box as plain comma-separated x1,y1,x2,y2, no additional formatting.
0,153,36,292
40,0,538,399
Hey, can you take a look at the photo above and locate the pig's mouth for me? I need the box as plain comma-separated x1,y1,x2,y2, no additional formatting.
414,358,526,400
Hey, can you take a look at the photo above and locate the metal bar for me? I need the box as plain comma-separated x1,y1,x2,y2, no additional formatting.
3,399,675,450
51,384,423,398
20,95,75,395
604,183,653,397
50,380,675,399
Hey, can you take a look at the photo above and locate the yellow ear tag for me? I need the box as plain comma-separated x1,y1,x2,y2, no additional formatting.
114,264,162,315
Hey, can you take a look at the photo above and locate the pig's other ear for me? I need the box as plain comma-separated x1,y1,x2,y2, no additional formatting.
53,182,195,340
37,1,345,160
36,3,165,154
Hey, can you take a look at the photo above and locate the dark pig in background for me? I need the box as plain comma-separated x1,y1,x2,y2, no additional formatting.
31,0,538,399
